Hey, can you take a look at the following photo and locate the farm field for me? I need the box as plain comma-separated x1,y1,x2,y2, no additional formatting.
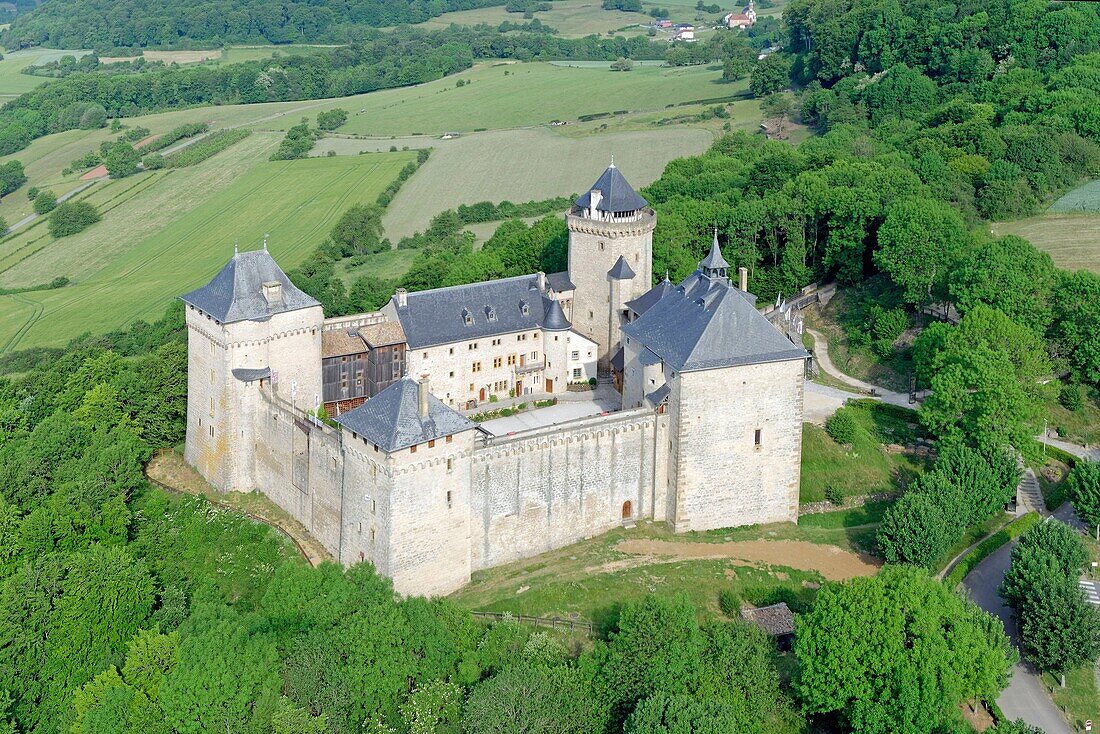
992,212,1100,274
0,145,416,351
263,61,734,136
374,126,713,238
413,0,649,37
0,46,90,97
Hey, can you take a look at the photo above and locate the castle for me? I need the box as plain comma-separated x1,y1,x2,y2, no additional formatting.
181,163,809,596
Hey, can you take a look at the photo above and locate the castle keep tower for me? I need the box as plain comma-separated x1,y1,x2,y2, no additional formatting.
181,248,324,492
567,162,656,369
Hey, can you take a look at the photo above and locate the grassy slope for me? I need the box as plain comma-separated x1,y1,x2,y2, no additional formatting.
0,47,91,97
992,212,1100,274
799,400,927,504
413,0,651,37
0,142,416,351
266,61,734,136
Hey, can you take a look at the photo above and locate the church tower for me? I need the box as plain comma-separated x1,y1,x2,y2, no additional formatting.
567,162,656,370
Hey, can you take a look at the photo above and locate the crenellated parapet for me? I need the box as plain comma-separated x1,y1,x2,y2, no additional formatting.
565,208,656,238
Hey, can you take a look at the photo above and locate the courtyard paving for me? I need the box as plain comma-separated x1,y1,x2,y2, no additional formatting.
480,387,620,435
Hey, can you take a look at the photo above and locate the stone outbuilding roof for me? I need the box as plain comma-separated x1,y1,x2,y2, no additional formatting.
389,274,569,349
740,602,795,636
608,255,636,280
322,330,367,358
575,163,648,213
620,241,807,373
335,378,475,452
359,321,406,348
181,249,319,324
231,367,271,382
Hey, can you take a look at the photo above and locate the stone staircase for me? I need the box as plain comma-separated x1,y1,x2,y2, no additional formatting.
1017,467,1045,515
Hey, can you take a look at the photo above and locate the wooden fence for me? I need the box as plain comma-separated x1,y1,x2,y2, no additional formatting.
470,611,593,634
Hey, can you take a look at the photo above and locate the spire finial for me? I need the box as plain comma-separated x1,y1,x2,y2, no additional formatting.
609,154,615,168
263,233,269,252
234,239,238,255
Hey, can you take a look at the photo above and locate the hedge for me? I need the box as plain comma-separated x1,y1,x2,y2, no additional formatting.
943,512,1043,588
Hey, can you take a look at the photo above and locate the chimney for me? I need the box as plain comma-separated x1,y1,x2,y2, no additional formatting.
589,189,602,217
261,280,283,305
395,288,408,308
417,376,430,418
537,271,547,292
738,267,748,292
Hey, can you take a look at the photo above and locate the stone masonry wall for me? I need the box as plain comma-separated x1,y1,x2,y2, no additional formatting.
469,408,666,571
671,358,804,531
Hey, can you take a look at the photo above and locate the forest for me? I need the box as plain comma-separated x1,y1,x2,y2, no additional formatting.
0,0,510,49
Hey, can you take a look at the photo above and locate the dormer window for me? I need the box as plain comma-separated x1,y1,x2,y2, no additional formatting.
462,307,473,326
485,305,496,321
520,300,529,316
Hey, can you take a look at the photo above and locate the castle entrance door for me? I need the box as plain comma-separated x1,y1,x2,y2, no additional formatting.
479,387,486,402
545,378,553,393
622,500,632,519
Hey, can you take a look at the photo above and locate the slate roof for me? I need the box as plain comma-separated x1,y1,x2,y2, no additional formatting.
620,257,807,373
180,249,319,324
335,378,475,452
546,271,575,293
639,347,663,366
608,255,636,280
646,383,670,406
543,298,571,331
625,275,674,317
740,602,795,636
611,346,625,372
575,164,648,213
232,367,271,382
701,232,730,271
390,274,571,349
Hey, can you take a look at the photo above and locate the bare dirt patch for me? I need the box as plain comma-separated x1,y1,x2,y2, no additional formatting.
615,538,881,581
80,164,108,180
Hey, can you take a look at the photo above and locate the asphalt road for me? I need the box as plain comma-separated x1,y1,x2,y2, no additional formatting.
962,539,1074,734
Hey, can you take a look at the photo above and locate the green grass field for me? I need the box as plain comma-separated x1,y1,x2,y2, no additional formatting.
0,143,416,351
992,212,1100,274
414,0,649,37
0,47,90,98
378,126,713,238
1050,179,1100,212
263,61,732,136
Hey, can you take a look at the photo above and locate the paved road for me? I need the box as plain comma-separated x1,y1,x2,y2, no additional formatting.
1,179,98,236
1040,436,1100,462
962,539,1074,733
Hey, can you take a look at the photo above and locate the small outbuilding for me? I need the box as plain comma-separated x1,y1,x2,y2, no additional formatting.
740,602,796,650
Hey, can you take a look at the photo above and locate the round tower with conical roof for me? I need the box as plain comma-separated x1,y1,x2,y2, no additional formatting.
566,161,656,370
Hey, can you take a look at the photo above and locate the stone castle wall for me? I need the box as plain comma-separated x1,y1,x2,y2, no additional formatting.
468,408,668,571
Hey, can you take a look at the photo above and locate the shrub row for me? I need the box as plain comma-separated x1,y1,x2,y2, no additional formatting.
138,122,209,154
155,128,250,169
943,512,1041,587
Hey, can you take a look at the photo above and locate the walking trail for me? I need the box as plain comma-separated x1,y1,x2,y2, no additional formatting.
803,327,912,409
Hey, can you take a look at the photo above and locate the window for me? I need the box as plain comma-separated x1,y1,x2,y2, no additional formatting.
599,242,605,251
449,347,454,355
571,351,579,360
370,528,376,544
635,253,639,262
371,498,376,513
446,490,453,508
493,357,502,369
410,444,417,454
422,352,428,359
492,338,501,346
449,371,454,377
209,369,215,383
447,458,453,471
446,435,453,444
507,354,516,366
533,332,539,340
209,396,215,417
209,425,214,437
588,311,594,319
530,351,538,360
573,368,582,379
210,341,215,355
472,361,482,373
469,383,475,393
331,457,337,470
754,429,762,447
554,335,559,342
428,439,435,448
341,356,348,362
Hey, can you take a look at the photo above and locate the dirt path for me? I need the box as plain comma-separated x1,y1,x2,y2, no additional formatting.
615,538,881,581
146,450,333,567
805,327,912,409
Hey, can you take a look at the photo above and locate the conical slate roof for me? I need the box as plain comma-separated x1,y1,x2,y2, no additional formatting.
700,231,730,272
335,378,475,452
574,163,648,213
607,255,636,280
181,249,319,324
542,297,571,331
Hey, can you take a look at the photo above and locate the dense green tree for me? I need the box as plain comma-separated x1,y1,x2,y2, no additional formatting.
1018,571,1100,683
104,142,141,178
49,201,101,237
874,197,968,307
463,665,602,734
1069,461,1100,530
0,160,26,196
624,693,741,734
33,188,57,214
316,109,348,131
915,304,1050,451
950,236,1056,333
876,491,954,569
795,566,1014,734
1051,270,1100,387
750,54,790,97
